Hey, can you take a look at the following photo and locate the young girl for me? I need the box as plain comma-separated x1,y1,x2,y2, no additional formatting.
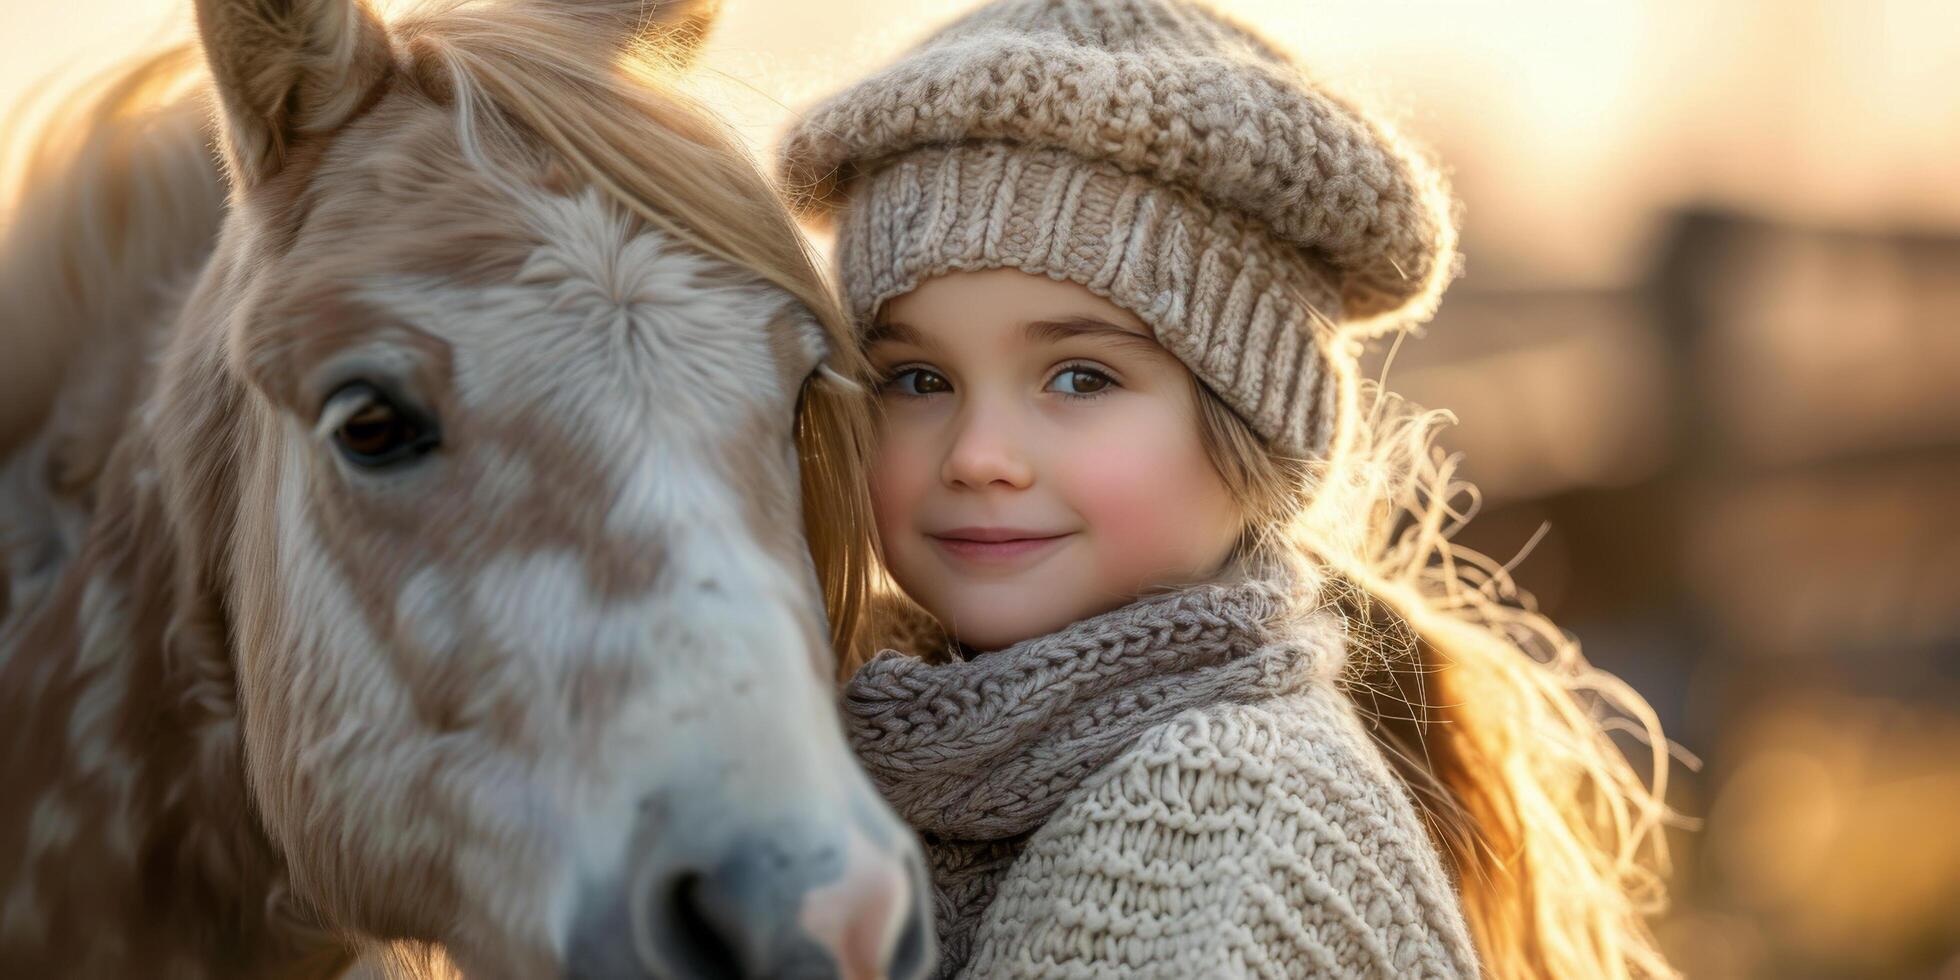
781,0,1678,976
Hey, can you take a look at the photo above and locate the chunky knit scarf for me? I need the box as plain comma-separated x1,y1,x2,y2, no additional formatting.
841,575,1344,972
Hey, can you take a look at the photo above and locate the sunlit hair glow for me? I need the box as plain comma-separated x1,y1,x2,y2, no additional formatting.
1192,321,1690,980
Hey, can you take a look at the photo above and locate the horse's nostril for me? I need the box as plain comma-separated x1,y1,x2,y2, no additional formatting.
652,871,745,979
625,828,933,980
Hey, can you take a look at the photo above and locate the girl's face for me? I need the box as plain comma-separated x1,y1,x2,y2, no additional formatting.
866,268,1242,651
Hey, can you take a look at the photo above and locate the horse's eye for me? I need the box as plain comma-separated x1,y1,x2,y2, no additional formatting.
327,383,440,468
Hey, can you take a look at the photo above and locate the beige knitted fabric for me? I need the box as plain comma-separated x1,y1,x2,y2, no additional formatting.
779,0,1459,457
843,577,1482,978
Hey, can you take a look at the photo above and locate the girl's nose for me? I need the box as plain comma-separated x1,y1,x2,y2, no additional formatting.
940,402,1035,490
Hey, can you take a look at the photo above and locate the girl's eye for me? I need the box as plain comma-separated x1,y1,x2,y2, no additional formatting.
884,367,952,397
1045,366,1114,396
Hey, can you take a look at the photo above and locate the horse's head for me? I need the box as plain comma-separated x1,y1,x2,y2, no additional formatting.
153,0,926,974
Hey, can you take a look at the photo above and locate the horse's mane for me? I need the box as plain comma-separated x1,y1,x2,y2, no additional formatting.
0,44,223,461
0,46,223,626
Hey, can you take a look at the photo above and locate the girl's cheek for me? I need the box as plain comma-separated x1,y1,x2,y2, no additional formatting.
869,425,934,538
1058,441,1170,536
1059,414,1237,581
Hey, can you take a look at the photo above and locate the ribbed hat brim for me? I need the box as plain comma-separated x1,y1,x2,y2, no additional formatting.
838,142,1341,458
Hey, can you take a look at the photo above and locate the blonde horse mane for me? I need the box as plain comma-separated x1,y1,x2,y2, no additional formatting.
0,46,222,626
0,44,221,461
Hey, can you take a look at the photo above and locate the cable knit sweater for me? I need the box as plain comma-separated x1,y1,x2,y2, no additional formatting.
842,578,1482,978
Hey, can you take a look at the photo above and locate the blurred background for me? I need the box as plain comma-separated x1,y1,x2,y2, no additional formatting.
6,0,1957,975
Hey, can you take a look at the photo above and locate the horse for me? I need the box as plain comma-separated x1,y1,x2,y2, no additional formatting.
0,0,930,975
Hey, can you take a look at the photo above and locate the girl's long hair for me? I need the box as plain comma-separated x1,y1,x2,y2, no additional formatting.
1195,323,1687,979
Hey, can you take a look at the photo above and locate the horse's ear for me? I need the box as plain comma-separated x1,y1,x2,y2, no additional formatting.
194,0,394,187
566,0,723,66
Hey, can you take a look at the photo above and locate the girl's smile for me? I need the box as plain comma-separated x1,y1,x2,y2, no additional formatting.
927,527,1079,567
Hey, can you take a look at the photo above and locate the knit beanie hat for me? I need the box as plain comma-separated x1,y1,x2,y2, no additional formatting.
778,0,1457,458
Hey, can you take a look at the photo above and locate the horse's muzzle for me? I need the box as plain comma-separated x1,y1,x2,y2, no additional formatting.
565,792,934,980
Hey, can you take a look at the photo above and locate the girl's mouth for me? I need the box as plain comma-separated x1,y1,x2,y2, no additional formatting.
927,530,1075,564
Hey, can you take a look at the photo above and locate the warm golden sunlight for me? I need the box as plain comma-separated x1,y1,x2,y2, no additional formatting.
9,0,1960,286
5,1,1957,977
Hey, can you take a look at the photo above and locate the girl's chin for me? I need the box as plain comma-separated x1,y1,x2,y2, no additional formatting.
926,589,1131,653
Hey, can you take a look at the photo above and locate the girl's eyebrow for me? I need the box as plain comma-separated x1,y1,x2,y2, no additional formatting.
1025,316,1168,358
863,320,928,348
865,316,1167,358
